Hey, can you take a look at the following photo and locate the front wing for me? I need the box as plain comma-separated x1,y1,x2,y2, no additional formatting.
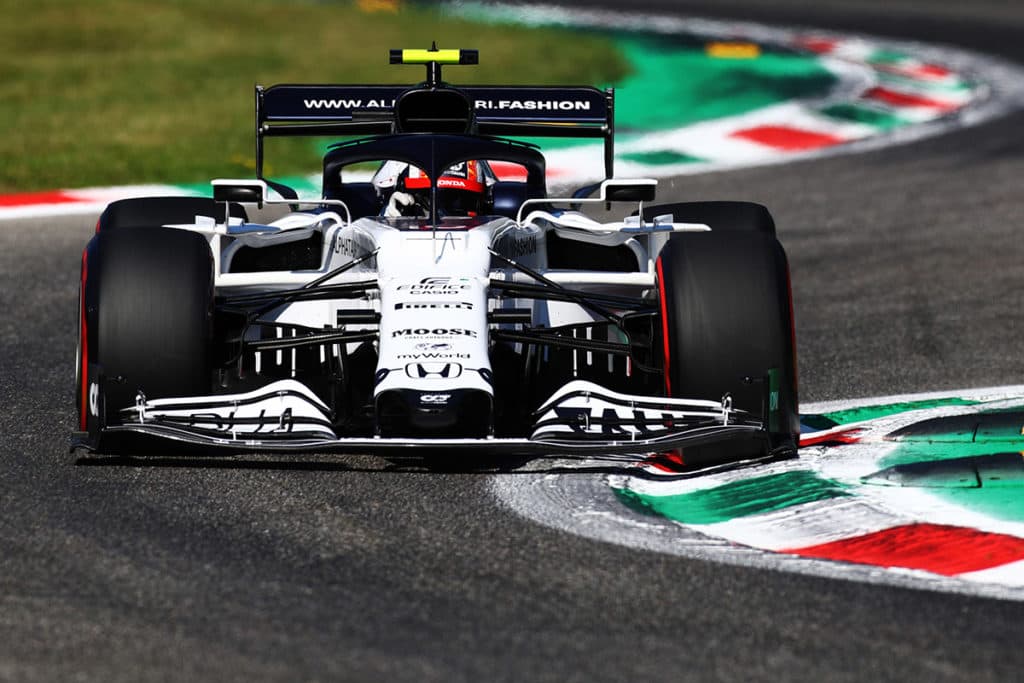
72,379,772,459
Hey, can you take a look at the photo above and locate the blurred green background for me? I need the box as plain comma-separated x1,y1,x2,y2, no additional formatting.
0,0,628,192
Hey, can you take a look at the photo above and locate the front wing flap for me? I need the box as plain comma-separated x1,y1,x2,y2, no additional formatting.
74,379,769,458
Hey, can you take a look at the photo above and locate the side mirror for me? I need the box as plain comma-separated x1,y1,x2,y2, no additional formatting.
212,179,267,208
598,178,656,202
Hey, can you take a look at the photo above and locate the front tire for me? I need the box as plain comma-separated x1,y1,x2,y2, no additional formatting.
78,227,215,434
657,230,798,462
640,201,775,236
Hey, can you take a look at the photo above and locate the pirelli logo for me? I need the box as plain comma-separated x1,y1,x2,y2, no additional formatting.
395,301,473,311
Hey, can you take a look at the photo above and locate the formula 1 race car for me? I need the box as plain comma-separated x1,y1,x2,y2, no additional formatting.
73,47,799,466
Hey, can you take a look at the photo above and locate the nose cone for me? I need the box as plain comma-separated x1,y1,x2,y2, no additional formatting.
375,388,493,437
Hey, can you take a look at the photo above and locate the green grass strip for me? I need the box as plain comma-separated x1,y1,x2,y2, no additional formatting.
614,470,849,525
0,0,629,192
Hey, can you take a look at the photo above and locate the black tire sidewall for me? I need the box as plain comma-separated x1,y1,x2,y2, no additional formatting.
641,201,775,236
81,227,214,426
658,231,798,446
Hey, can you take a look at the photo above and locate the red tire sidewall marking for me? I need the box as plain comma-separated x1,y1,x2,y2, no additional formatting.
656,255,672,397
78,248,89,431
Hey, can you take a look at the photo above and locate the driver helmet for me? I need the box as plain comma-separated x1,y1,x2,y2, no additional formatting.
373,160,495,217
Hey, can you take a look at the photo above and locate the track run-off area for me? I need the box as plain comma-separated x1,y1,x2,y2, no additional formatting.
4,0,1024,681
470,3,1024,602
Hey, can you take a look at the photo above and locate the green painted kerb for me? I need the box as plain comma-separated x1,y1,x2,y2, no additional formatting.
822,397,980,425
614,470,849,525
941,487,1024,523
612,37,836,135
819,104,907,130
876,418,1024,523
451,4,839,152
620,150,705,165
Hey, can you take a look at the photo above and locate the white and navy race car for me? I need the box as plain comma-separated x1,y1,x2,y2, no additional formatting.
74,48,799,466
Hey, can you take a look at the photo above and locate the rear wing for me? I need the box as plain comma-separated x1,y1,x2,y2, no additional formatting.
255,83,616,179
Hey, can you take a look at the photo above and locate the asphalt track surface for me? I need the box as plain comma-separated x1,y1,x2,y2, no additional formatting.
3,1,1024,680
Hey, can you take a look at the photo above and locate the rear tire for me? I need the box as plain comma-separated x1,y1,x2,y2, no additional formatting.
640,201,775,236
96,196,247,231
78,227,214,431
657,230,798,463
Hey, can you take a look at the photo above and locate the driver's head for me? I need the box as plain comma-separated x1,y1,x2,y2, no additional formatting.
403,161,491,217
375,160,494,218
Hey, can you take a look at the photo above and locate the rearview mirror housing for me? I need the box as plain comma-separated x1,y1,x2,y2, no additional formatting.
212,179,267,208
599,178,657,203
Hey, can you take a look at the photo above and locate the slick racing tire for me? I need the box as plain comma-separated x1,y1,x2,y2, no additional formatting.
657,230,798,464
96,196,247,232
639,201,775,236
77,227,214,435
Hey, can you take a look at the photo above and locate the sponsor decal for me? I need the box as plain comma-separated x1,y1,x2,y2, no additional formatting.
419,394,452,405
397,352,472,360
303,98,395,110
300,98,593,114
332,235,365,258
405,362,462,379
473,99,592,112
396,276,472,294
395,301,474,311
188,408,295,434
392,328,478,338
553,406,676,436
504,234,537,259
437,177,471,189
415,342,452,352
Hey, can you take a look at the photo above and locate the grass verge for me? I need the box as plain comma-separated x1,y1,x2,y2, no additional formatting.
0,0,628,192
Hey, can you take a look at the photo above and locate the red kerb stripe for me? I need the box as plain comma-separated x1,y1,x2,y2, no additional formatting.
783,523,1024,576
915,63,952,78
799,428,864,447
0,191,82,207
731,126,845,151
794,37,838,54
875,63,953,81
864,86,957,111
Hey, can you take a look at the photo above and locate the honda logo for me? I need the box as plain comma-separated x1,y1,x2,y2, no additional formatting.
405,362,462,379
